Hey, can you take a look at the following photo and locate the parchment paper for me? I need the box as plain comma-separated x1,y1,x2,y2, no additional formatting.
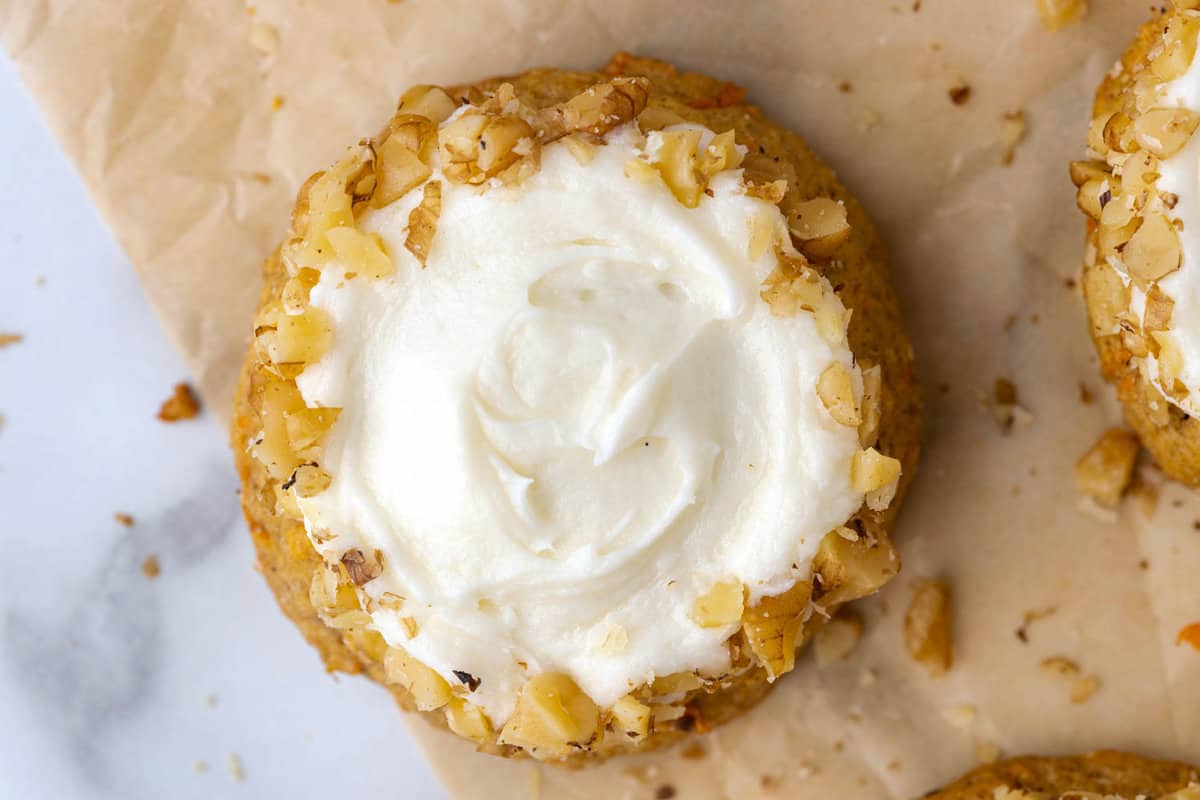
3,0,1198,796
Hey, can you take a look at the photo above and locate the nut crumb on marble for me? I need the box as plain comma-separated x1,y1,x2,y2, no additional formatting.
904,579,954,677
157,382,201,422
227,753,245,783
1074,429,1139,507
113,512,135,527
0,332,23,348
141,555,161,580
949,84,972,106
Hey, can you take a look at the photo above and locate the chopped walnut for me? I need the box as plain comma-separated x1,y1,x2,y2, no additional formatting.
532,77,650,143
789,197,851,258
340,548,383,585
816,362,862,427
1000,110,1028,166
157,383,201,422
903,579,953,677
405,180,442,266
1124,212,1182,282
1074,429,1139,508
141,555,161,580
439,112,537,186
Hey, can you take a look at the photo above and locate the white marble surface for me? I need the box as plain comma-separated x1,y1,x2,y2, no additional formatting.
0,53,447,799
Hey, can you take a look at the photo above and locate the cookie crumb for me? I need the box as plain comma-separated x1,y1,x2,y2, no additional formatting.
948,84,972,106
158,383,201,422
0,332,23,349
114,512,135,527
141,555,161,580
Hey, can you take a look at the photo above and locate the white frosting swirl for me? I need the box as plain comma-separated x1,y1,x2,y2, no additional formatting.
294,122,865,721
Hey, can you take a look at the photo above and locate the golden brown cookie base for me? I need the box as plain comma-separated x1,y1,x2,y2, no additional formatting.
232,53,920,762
924,752,1199,798
1083,11,1200,487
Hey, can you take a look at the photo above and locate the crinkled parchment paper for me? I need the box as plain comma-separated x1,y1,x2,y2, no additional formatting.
3,0,1198,796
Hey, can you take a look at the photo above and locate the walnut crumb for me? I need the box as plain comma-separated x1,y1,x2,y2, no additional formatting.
141,555,161,580
1074,429,1139,507
227,753,245,783
113,512,135,527
0,332,23,348
157,383,201,422
949,84,972,106
904,579,954,677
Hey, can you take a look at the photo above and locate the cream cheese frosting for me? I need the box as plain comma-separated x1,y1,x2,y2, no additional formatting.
292,119,868,723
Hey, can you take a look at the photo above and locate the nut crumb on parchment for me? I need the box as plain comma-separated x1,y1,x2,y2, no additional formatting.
158,382,201,422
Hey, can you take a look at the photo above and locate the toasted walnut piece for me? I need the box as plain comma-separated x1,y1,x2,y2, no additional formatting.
813,529,899,606
609,694,651,743
636,105,687,133
1145,284,1176,333
285,406,341,456
1121,149,1161,194
851,447,903,504
1134,107,1200,158
292,156,362,265
1153,330,1190,400
1035,0,1087,31
285,463,332,498
746,179,788,204
699,130,744,177
813,611,864,668
264,307,334,369
817,362,862,427
760,250,849,343
326,225,393,281
999,110,1028,166
444,698,492,743
157,382,201,422
1039,655,1081,678
1070,675,1100,703
561,133,597,165
372,133,433,209
903,579,954,677
692,580,744,628
1086,113,1112,157
385,648,453,711
624,157,662,186
340,548,382,586
654,128,705,208
648,672,703,698
1069,159,1110,187
747,210,778,261
281,268,321,314
740,580,811,680
1153,14,1200,80
1097,215,1142,263
1104,110,1136,154
557,77,651,138
404,180,443,267
399,616,419,639
1074,428,1139,507
1099,191,1135,230
141,555,161,580
1124,211,1182,283
1074,176,1107,220
497,673,601,759
789,198,851,258
252,373,306,480
440,112,535,185
1083,262,1131,335
397,84,458,124
858,364,884,447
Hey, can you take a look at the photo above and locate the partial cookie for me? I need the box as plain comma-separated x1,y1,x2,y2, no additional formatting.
231,53,920,762
924,751,1199,799
1076,3,1200,486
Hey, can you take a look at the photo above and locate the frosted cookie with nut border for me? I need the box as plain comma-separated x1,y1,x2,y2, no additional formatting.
232,53,920,762
923,752,1199,799
1077,1,1200,486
